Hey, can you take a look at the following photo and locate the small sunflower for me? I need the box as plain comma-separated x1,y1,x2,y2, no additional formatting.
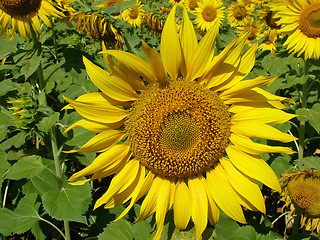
96,0,124,8
227,2,254,28
194,0,225,31
0,0,65,39
276,0,320,59
259,29,277,54
236,19,264,44
169,0,184,7
183,0,199,13
122,0,145,27
65,6,297,240
280,169,320,235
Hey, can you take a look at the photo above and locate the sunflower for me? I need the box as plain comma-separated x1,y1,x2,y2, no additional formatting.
169,0,184,7
194,0,225,32
227,2,254,28
259,29,277,54
280,169,320,235
236,19,264,44
183,0,199,13
0,0,65,39
96,0,124,8
65,5,297,240
122,0,145,27
275,0,320,59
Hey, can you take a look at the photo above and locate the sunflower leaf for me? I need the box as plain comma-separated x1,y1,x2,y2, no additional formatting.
98,219,134,240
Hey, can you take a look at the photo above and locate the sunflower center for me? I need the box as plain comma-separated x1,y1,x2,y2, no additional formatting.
265,10,280,29
0,0,41,15
288,174,320,217
233,6,246,20
299,4,320,38
129,6,139,19
202,6,217,22
126,80,231,178
188,0,198,10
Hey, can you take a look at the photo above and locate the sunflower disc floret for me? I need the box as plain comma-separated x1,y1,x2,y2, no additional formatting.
126,80,231,178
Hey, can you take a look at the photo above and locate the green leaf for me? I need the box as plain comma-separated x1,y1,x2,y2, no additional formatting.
0,193,40,235
132,219,153,240
0,131,27,151
18,49,42,80
98,219,134,240
0,79,17,96
270,155,292,178
296,104,320,133
42,182,91,222
294,156,320,172
260,231,283,240
37,112,60,133
214,211,240,240
5,155,46,180
0,149,10,182
229,226,259,240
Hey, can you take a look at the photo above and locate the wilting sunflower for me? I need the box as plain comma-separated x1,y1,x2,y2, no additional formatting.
280,169,320,235
72,12,123,49
0,0,65,39
122,0,145,27
194,0,225,31
65,5,297,240
227,2,254,28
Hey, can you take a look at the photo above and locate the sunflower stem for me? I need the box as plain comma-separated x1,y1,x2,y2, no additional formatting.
64,220,71,240
40,217,66,240
292,211,301,235
51,19,59,62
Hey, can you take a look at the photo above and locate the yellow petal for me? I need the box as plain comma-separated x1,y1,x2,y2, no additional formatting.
94,159,140,209
220,76,277,100
83,56,138,101
63,118,124,134
141,40,166,85
114,171,155,221
63,96,128,124
100,50,156,84
231,121,297,143
29,12,41,35
65,129,126,153
180,8,197,78
231,108,297,124
188,175,208,240
220,157,266,213
173,179,191,230
136,176,162,222
230,133,295,155
228,101,287,113
153,178,175,240
160,5,182,80
226,145,281,192
201,179,220,226
188,20,218,81
68,144,131,181
206,167,247,224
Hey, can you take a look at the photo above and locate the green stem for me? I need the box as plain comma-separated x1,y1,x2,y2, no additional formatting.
51,19,58,62
64,220,71,240
292,212,301,235
49,127,71,240
40,217,66,240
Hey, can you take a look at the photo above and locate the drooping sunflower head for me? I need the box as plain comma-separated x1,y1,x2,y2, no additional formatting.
0,0,65,39
122,0,145,27
73,12,124,48
65,5,297,240
259,7,281,30
280,169,320,234
227,1,254,28
276,0,320,59
194,0,225,31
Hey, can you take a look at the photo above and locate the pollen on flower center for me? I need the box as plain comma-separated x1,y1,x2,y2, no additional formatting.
202,6,217,22
126,80,231,178
288,171,320,217
299,4,320,38
0,0,40,14
233,6,246,20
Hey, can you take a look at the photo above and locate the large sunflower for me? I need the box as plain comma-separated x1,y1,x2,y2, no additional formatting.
65,6,297,240
276,0,320,59
0,0,64,39
194,0,225,31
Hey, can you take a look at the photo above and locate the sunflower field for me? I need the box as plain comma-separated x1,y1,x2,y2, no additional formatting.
0,0,320,239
